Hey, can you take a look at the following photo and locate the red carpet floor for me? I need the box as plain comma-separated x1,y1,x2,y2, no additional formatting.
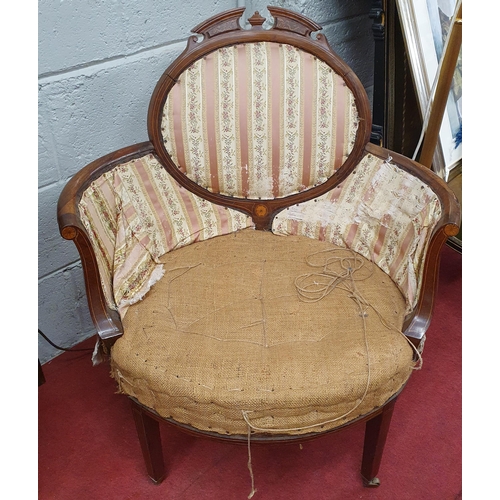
39,245,461,500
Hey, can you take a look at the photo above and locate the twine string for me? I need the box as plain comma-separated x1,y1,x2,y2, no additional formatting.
247,424,257,499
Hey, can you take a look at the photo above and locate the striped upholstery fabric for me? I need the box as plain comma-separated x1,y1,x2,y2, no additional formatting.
78,154,254,317
272,152,443,312
161,42,359,199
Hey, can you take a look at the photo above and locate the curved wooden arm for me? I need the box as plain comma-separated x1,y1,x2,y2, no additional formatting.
364,143,460,341
57,142,155,236
401,226,455,339
68,229,124,341
57,142,155,343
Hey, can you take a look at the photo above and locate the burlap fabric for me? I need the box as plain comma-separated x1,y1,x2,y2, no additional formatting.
111,229,414,436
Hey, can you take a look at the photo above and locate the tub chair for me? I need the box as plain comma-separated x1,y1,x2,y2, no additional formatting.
57,6,461,492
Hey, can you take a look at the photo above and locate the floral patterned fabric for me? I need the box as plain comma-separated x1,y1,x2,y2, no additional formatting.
78,154,254,318
272,152,443,314
161,42,359,199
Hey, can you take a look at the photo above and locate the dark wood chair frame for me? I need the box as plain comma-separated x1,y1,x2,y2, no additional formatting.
57,6,461,489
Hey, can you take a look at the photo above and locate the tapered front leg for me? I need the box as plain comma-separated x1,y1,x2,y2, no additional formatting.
361,397,397,487
130,399,166,484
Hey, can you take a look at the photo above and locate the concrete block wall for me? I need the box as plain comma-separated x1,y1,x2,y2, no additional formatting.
38,0,374,363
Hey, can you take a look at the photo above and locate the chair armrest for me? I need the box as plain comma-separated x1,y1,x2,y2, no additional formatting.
364,143,461,339
57,142,155,342
273,142,460,342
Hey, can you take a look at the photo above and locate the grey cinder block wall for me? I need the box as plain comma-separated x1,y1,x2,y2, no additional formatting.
38,0,375,363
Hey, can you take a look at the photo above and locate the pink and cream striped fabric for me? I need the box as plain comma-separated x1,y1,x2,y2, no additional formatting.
272,152,443,313
78,152,441,320
161,42,359,199
78,154,254,318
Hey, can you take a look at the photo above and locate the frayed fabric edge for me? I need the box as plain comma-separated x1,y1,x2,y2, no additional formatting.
117,264,166,319
92,264,165,366
91,339,104,366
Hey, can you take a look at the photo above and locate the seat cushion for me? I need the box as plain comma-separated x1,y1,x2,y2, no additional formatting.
110,228,415,436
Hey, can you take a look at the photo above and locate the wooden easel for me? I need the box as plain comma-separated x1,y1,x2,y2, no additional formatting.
417,1,462,169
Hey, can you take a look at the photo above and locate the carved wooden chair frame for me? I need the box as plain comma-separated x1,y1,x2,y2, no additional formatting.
58,6,460,489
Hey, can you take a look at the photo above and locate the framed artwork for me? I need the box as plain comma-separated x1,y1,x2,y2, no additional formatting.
396,0,462,180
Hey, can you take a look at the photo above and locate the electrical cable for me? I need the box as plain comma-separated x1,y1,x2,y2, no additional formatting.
38,329,94,352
